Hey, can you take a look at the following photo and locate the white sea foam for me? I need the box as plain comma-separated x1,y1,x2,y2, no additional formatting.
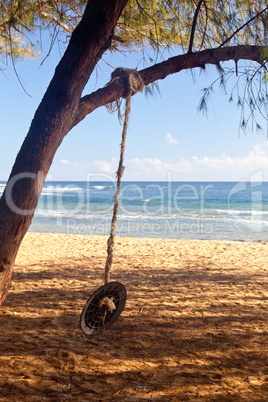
0,180,267,240
91,185,113,190
92,185,105,190
41,185,84,195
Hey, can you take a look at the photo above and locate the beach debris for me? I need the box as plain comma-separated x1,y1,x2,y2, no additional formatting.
135,385,156,393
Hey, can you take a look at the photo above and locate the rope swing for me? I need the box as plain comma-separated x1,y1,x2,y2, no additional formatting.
80,68,144,336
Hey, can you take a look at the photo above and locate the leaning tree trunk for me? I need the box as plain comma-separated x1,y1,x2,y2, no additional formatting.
0,0,128,307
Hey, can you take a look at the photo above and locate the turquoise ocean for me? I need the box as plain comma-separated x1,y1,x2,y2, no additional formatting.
0,181,267,241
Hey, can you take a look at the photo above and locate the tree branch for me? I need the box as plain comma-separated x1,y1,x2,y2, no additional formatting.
218,5,268,48
188,0,205,53
72,45,268,128
38,11,73,34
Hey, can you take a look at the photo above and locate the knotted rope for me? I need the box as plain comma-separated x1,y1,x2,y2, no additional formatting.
104,68,144,284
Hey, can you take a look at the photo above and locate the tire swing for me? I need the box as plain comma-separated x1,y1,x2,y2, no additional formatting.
80,68,144,336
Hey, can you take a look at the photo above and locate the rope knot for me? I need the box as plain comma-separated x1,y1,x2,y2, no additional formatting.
109,67,144,98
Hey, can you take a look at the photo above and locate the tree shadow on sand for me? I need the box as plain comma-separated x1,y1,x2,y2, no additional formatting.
0,257,267,400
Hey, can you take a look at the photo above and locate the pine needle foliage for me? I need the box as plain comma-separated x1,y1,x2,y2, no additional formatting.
1,1,268,131
0,0,86,63
117,0,268,53
1,1,268,62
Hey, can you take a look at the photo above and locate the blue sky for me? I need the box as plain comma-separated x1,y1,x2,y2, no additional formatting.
1,40,268,182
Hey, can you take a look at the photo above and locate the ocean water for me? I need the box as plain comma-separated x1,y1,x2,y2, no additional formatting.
0,180,268,241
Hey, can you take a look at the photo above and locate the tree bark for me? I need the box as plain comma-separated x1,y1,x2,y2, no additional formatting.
72,45,267,128
0,0,128,307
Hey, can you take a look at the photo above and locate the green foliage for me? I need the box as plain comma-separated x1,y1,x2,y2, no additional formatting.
1,1,268,131
0,0,87,63
116,1,268,55
1,1,268,63
117,0,268,132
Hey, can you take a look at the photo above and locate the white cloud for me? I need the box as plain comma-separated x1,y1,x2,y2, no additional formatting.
51,143,268,181
166,131,179,145
60,159,70,165
91,158,118,174
191,144,268,171
91,160,113,173
127,143,268,180
129,157,192,173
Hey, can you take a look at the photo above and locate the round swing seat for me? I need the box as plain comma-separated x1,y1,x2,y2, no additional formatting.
80,281,127,336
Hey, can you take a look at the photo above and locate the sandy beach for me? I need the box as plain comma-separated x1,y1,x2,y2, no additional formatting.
0,233,267,400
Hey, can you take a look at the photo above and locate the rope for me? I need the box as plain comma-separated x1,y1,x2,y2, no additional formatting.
104,95,131,284
104,68,144,284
